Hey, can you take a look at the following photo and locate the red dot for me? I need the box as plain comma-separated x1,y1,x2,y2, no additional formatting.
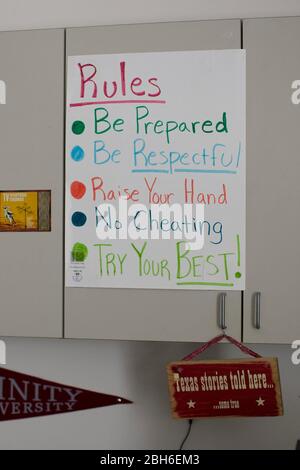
71,181,86,199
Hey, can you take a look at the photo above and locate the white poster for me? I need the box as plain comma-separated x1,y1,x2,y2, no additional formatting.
65,50,245,290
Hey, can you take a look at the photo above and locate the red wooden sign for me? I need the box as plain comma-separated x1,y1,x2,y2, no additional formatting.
167,358,283,419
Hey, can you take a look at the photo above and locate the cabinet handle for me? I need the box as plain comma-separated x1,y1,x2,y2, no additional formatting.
218,293,227,331
253,292,261,329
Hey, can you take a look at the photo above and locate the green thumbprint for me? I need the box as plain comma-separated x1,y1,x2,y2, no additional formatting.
71,242,88,262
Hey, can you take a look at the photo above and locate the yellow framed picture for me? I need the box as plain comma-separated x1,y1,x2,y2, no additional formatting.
0,190,51,232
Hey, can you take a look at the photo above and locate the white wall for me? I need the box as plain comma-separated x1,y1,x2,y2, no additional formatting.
1,0,300,450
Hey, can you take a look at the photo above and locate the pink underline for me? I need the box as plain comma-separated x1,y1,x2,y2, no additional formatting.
70,99,166,107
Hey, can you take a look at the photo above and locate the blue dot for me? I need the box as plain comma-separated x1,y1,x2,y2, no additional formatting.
71,212,87,227
71,146,85,162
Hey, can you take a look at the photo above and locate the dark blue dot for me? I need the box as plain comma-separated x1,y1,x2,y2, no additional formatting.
71,146,85,162
72,212,87,227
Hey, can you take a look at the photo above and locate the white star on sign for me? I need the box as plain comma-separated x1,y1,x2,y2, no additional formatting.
256,397,265,406
187,400,196,409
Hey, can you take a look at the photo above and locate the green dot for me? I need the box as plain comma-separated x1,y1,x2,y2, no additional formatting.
71,242,88,262
235,271,242,278
72,120,85,135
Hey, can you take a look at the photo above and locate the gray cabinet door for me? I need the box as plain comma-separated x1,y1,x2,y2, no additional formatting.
244,18,300,343
0,29,64,337
65,20,242,341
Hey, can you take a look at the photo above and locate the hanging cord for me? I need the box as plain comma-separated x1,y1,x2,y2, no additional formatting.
182,333,261,361
179,419,193,450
